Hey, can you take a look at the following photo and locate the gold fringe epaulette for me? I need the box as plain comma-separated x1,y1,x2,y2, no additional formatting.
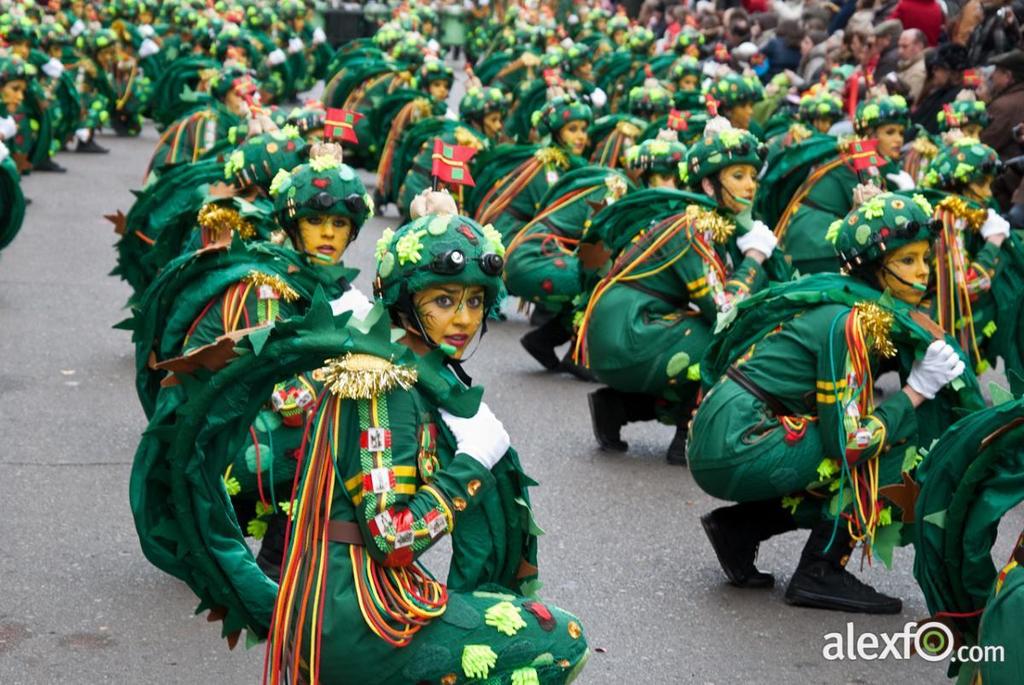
685,205,735,244
535,147,570,169
243,270,300,302
604,173,628,200
787,123,812,144
935,195,987,232
323,353,418,399
912,137,940,159
854,301,896,358
198,204,256,240
615,120,642,138
454,127,485,150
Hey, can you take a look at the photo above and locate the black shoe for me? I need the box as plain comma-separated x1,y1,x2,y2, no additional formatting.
588,387,629,451
700,508,774,588
255,514,288,583
665,422,688,465
521,328,562,370
529,306,556,327
34,158,67,172
76,137,109,153
559,350,597,382
785,562,902,614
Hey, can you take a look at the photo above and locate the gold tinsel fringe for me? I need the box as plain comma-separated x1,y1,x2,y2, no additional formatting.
535,147,570,169
322,353,418,399
935,195,986,232
685,205,735,244
615,121,642,138
854,301,897,358
198,204,256,239
454,126,485,150
911,137,940,158
242,270,300,302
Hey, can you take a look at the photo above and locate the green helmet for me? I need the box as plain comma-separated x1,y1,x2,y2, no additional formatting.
798,92,845,123
415,59,454,91
76,28,120,55
374,212,507,319
669,56,702,82
565,43,591,73
830,192,938,272
285,104,326,137
921,138,1002,190
1,19,36,45
0,55,29,86
459,84,509,122
391,33,427,66
625,132,687,177
373,24,404,51
38,23,70,48
709,73,764,109
936,99,989,133
608,14,630,33
854,95,909,134
673,28,705,55
682,122,763,187
627,26,655,55
224,127,309,190
270,147,373,240
627,80,673,117
532,94,593,138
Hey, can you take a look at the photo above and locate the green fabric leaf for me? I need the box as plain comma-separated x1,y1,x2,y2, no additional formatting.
249,324,274,356
873,521,903,569
989,382,1014,407
252,410,281,433
923,509,947,529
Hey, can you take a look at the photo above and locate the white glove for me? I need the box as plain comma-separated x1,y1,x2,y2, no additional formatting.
70,19,85,37
75,127,91,143
589,87,607,109
329,287,373,319
463,0,475,9
0,116,18,140
0,141,9,164
907,340,965,400
287,36,305,54
568,13,579,24
427,39,441,55
42,58,64,79
885,170,916,191
736,220,778,259
980,208,1011,240
312,27,327,45
138,38,160,59
138,24,156,38
267,48,286,66
439,402,510,470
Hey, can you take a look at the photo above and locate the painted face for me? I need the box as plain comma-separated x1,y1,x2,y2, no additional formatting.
574,62,593,81
678,74,699,91
961,123,982,138
965,175,994,203
297,214,353,265
717,164,758,213
2,80,26,113
812,117,833,134
412,284,486,359
224,89,249,117
873,123,905,161
558,119,589,156
10,42,29,60
612,29,627,46
428,78,450,102
727,102,754,130
482,111,504,140
875,240,931,305
647,171,678,189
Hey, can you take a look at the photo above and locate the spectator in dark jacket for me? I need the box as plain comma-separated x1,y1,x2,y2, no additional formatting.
889,0,944,45
981,49,1024,213
911,43,968,135
872,19,904,80
760,19,804,82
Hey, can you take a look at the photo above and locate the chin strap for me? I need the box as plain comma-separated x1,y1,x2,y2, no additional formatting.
881,264,928,292
444,358,474,386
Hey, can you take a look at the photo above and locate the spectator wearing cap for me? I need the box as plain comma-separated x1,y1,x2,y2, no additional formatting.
888,0,944,46
981,49,1024,212
911,43,968,135
872,19,904,80
896,28,928,103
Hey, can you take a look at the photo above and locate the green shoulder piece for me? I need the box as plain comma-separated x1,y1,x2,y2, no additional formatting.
754,134,838,227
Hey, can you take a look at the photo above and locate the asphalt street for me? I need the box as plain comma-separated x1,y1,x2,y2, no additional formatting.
1,126,1022,685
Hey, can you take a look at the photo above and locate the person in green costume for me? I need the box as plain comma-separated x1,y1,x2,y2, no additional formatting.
668,55,703,112
693,192,970,613
920,137,1024,390
256,196,589,684
471,91,590,245
0,135,26,253
576,118,781,465
707,72,764,136
0,51,59,175
588,78,672,169
623,129,687,189
774,94,917,274
458,79,510,144
797,91,845,136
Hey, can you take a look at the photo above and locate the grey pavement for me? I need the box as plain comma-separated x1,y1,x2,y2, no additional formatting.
1,126,1022,685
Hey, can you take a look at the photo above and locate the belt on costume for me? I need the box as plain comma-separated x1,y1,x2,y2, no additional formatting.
621,280,689,309
726,366,793,418
326,519,365,546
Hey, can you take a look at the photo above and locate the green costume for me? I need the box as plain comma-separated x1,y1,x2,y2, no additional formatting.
0,143,25,252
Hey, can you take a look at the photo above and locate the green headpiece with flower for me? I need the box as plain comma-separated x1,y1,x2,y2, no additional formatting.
608,14,630,33
0,54,29,85
374,212,507,318
37,23,70,48
854,95,909,134
208,65,258,101
673,28,705,55
669,56,702,82
225,127,309,190
391,33,427,66
710,72,765,109
76,28,119,55
830,192,938,271
937,100,989,133
921,138,1002,190
798,92,845,123
565,43,591,72
627,80,673,117
270,147,373,239
373,24,404,51
627,26,655,55
625,133,686,176
532,94,593,138
1,19,36,45
683,122,763,187
415,59,454,91
459,84,509,122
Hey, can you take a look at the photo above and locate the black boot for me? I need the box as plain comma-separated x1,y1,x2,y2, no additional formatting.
785,522,902,613
34,157,66,172
559,348,597,382
588,388,657,452
520,316,572,371
76,135,108,154
701,500,797,588
255,513,289,583
665,421,688,465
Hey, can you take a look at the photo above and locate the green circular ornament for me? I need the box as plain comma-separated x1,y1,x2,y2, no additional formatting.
379,251,395,277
